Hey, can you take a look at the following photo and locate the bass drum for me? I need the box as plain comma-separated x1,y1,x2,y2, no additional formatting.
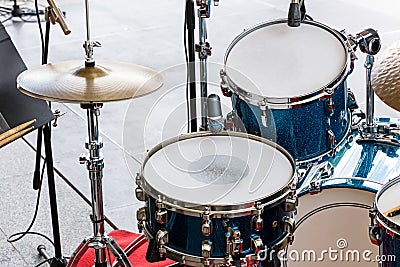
287,124,400,266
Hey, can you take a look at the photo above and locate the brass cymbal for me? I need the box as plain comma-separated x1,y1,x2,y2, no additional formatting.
371,41,400,112
17,60,163,103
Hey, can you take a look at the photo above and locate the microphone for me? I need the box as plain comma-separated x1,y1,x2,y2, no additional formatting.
288,0,301,27
207,94,224,134
46,0,71,35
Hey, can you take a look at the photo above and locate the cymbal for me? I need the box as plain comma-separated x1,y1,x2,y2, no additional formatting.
17,60,163,104
371,41,400,112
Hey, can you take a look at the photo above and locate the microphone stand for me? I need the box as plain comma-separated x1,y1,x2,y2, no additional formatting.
185,0,197,133
196,0,214,131
34,6,67,267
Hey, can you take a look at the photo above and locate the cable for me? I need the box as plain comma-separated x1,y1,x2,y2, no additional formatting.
8,232,54,247
34,0,45,62
7,159,46,243
7,159,55,250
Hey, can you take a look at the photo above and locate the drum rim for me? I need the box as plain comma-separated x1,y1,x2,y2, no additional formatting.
137,131,297,216
375,176,400,237
222,19,350,108
298,177,382,197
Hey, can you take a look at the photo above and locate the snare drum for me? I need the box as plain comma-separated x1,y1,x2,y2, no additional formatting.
221,19,353,163
135,132,297,267
286,120,400,266
373,177,400,267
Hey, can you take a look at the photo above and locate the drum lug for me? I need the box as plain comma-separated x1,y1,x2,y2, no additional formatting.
309,180,322,195
283,195,298,212
326,130,336,151
280,216,296,249
220,69,232,97
369,209,382,246
251,202,264,231
259,104,268,127
136,206,148,222
202,240,213,261
347,88,359,110
135,186,146,201
156,229,168,258
225,227,243,258
137,221,144,233
324,97,335,116
250,234,263,254
225,111,236,131
202,207,213,236
282,216,295,234
156,196,168,224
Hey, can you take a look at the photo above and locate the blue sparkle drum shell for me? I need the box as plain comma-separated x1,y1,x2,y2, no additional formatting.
222,19,352,163
136,132,297,266
288,125,400,266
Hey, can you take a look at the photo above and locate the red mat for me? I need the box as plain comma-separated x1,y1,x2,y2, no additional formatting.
75,230,176,266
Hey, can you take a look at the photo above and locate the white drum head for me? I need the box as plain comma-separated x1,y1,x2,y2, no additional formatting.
377,179,400,228
225,20,347,98
288,186,378,266
142,134,294,206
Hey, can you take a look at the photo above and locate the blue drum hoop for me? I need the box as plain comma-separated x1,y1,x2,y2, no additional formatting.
221,19,353,109
375,177,400,239
137,131,297,218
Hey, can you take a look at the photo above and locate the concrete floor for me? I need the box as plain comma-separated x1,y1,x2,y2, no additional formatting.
1,0,400,266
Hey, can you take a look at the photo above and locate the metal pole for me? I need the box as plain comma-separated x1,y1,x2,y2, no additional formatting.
197,0,212,131
365,54,375,129
85,105,106,266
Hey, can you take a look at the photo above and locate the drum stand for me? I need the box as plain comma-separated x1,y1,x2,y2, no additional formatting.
196,0,218,130
66,104,131,267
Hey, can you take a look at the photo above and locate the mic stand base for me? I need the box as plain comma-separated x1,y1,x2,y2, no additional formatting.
38,245,67,267
1,1,45,23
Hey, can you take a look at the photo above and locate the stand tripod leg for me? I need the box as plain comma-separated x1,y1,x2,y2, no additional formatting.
43,124,66,267
66,237,92,267
105,236,132,267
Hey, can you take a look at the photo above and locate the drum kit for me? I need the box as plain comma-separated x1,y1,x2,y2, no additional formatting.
12,0,400,266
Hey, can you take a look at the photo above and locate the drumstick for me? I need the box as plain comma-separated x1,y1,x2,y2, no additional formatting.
0,119,36,142
0,127,34,147
384,205,400,218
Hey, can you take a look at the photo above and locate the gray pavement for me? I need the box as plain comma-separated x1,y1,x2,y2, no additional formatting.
1,0,400,266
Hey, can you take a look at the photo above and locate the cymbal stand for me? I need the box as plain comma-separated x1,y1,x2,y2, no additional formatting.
66,104,131,267
196,0,218,130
